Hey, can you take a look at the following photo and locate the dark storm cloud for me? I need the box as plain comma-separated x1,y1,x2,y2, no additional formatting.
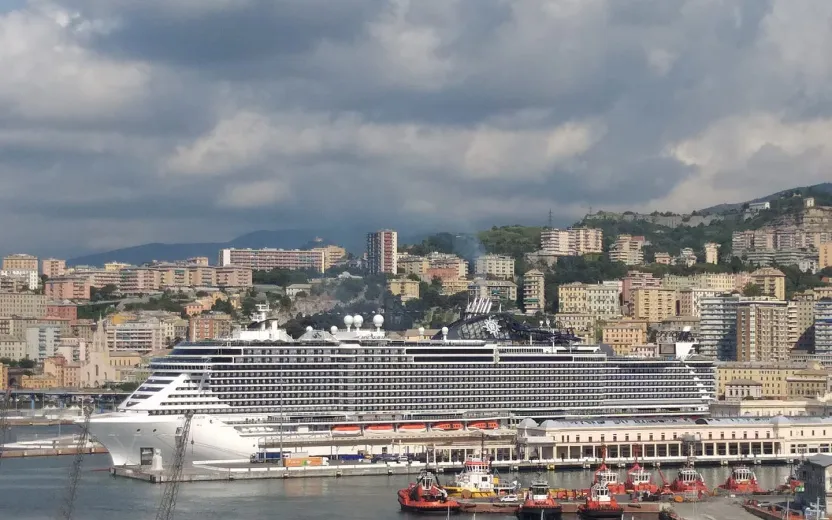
2,0,832,255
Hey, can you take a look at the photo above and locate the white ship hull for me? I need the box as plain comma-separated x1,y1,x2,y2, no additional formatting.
87,412,259,466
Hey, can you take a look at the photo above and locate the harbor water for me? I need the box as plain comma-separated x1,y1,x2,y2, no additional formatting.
0,426,793,520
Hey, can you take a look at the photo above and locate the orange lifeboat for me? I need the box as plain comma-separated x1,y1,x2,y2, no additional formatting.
398,423,427,433
332,425,361,435
433,422,463,431
365,424,394,433
468,421,499,430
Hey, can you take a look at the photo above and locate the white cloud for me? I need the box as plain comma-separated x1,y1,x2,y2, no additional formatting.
218,180,290,208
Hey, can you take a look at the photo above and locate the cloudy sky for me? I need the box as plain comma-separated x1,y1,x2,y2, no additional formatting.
2,0,832,256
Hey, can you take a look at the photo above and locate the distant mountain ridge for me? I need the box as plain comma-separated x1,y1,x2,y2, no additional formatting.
698,182,832,215
67,228,432,267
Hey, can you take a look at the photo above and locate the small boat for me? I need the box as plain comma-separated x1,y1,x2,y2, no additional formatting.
365,424,394,433
717,465,763,494
468,421,499,430
624,455,659,494
668,464,709,496
577,483,623,520
331,425,361,435
399,423,427,433
398,469,461,515
432,422,463,431
445,457,501,498
515,476,563,520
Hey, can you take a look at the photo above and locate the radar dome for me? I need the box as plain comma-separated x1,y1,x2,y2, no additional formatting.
372,314,384,328
343,315,354,327
306,326,313,332
418,326,425,336
441,326,449,336
353,315,364,328
330,325,338,334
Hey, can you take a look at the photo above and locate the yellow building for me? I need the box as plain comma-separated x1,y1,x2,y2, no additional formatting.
387,278,420,301
397,256,430,277
750,267,786,300
20,373,59,389
716,361,818,399
820,243,832,269
632,287,677,322
2,253,38,271
554,313,597,343
104,262,132,271
0,362,7,389
558,283,588,313
440,278,469,296
654,252,672,265
601,320,648,355
736,300,789,362
787,368,830,398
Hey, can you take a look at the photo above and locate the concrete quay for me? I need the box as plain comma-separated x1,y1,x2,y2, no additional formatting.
1,446,108,458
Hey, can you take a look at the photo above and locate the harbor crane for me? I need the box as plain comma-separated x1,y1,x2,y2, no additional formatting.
58,400,94,520
155,411,194,520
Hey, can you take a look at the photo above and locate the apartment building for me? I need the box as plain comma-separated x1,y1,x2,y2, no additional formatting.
44,277,92,300
0,270,39,291
632,287,677,322
426,253,468,278
558,283,587,313
188,312,233,341
215,266,252,288
788,297,816,350
119,268,161,294
816,300,832,356
609,234,645,265
24,324,61,360
540,228,570,255
654,252,672,265
0,338,26,360
105,319,168,353
522,270,545,315
569,227,604,255
366,229,398,275
2,254,38,271
601,320,648,355
699,295,740,360
440,278,470,296
41,258,66,278
387,278,420,301
716,361,809,399
397,255,429,277
821,243,832,270
704,243,720,264
736,300,789,362
475,254,515,280
621,271,662,304
558,282,620,318
677,248,697,267
219,247,328,273
750,267,786,300
0,362,7,389
678,288,720,317
0,293,46,318
104,262,132,271
554,313,598,341
467,279,517,305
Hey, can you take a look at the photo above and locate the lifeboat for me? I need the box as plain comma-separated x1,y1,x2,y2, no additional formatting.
432,422,463,431
398,423,427,433
365,424,394,433
468,421,499,430
577,483,624,520
717,465,763,494
397,469,461,514
516,476,563,520
331,425,361,435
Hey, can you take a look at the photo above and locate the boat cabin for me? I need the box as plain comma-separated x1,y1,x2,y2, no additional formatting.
627,464,651,486
594,464,620,486
677,467,703,484
731,466,755,483
529,480,550,501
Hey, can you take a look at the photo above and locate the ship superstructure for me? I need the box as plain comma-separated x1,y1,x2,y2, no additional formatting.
88,308,715,466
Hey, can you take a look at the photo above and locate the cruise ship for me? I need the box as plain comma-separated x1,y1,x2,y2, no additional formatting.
87,303,715,466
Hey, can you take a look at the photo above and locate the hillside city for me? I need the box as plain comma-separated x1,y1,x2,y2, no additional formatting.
1,190,832,417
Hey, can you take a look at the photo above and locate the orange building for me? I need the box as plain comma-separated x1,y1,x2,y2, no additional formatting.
44,277,92,300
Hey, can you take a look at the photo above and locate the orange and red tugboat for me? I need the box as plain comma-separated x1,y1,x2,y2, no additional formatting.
577,483,624,520
717,465,763,494
593,462,626,495
397,469,461,515
515,476,563,520
624,458,659,495
668,463,709,497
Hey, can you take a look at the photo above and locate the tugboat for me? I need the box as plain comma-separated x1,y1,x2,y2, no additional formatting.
397,469,461,514
515,475,563,520
668,463,709,496
577,483,624,520
444,456,518,498
593,461,626,495
624,457,659,495
717,465,763,494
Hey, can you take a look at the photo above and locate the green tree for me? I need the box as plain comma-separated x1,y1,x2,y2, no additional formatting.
742,283,763,297
211,299,236,316
18,359,35,369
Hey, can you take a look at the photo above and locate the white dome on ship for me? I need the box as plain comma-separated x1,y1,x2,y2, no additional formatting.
373,314,384,328
353,315,364,327
343,315,354,327
306,326,313,332
330,326,338,334
441,326,448,335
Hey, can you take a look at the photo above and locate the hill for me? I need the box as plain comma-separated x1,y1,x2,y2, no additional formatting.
699,182,832,215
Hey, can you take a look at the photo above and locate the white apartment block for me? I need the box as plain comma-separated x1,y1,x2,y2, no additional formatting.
475,254,515,279
25,324,61,360
609,235,645,265
0,269,39,290
541,227,604,256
